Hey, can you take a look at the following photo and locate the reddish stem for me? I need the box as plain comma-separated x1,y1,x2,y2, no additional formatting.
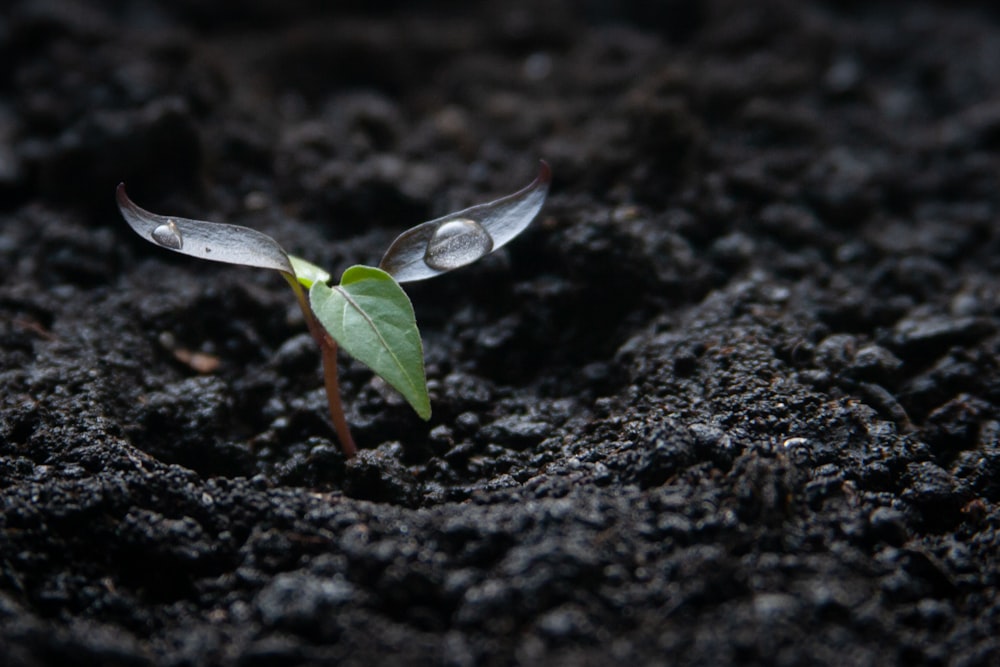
285,275,357,458
317,333,357,458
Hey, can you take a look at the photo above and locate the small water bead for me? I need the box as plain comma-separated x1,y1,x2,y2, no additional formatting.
151,220,183,250
424,218,494,271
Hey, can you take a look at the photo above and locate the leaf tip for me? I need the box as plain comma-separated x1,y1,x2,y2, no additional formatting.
537,159,552,186
116,182,149,225
116,182,130,209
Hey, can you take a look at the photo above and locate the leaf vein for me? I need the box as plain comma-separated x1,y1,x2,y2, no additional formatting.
333,285,419,393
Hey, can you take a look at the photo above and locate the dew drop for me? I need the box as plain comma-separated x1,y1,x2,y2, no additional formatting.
151,220,183,250
424,218,494,271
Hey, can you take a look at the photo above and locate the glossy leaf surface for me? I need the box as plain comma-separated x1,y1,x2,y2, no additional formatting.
116,184,294,275
379,161,550,283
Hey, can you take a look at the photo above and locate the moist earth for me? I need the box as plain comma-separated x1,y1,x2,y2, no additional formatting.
2,1,999,665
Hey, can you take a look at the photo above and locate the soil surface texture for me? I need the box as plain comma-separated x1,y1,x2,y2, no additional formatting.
2,1,1000,665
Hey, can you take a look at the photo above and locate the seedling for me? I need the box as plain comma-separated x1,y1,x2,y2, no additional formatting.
117,161,550,458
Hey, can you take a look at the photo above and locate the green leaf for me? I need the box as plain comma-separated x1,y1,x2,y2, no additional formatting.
310,265,430,420
289,254,331,289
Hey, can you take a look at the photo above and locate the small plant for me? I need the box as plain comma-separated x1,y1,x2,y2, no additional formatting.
117,162,550,458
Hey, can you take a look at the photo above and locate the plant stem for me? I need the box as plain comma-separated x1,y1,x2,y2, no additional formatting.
284,274,358,458
317,333,357,458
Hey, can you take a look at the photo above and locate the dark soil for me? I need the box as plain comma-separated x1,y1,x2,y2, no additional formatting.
2,1,1000,665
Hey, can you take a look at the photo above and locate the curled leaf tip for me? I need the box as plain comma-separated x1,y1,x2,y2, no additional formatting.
116,184,294,275
536,159,552,185
379,160,551,283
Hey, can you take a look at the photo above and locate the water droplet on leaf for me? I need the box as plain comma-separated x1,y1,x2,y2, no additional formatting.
424,219,494,271
151,220,183,249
